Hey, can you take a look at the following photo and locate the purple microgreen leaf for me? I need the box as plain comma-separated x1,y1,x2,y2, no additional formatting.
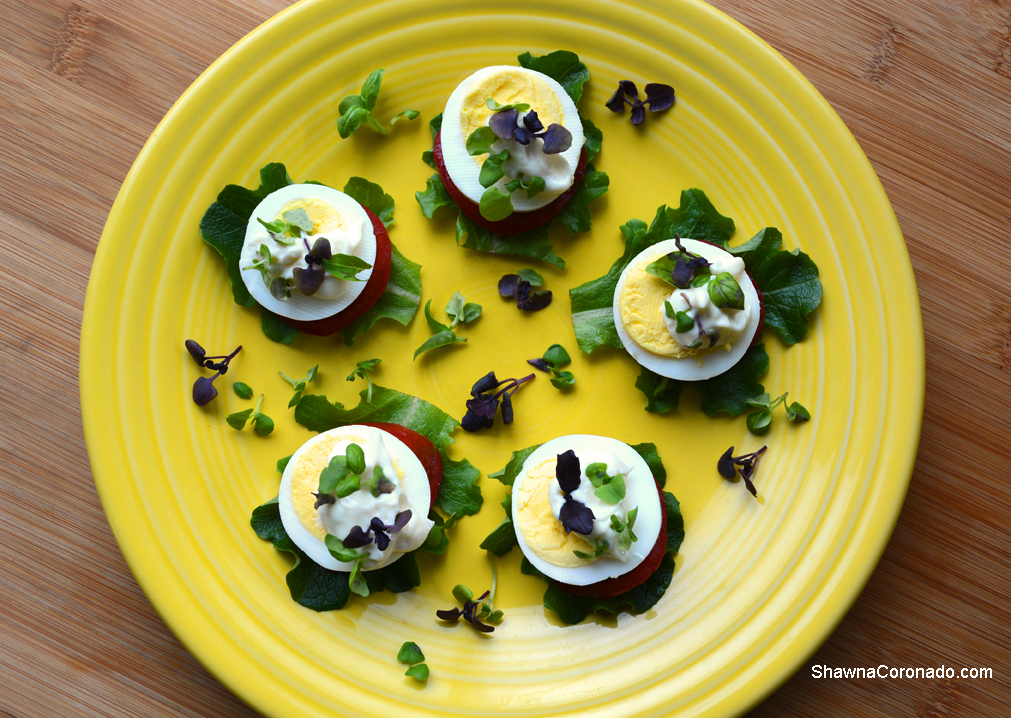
471,371,500,396
555,450,581,494
512,126,533,145
468,616,495,633
500,391,514,424
387,510,413,533
516,280,531,303
671,255,694,288
269,277,290,301
498,274,520,298
523,110,544,133
192,375,218,406
604,86,627,113
436,608,462,621
717,447,737,479
343,525,373,549
540,124,573,154
461,410,494,432
185,340,206,365
489,108,519,140
465,394,500,420
559,495,595,535
527,358,551,372
618,80,639,97
310,237,332,261
630,104,646,125
519,289,553,312
644,82,675,112
292,265,325,296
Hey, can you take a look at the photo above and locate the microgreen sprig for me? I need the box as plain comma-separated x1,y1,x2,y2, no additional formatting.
232,382,253,400
555,450,595,535
186,340,242,406
461,371,535,432
527,343,575,390
717,446,768,497
745,392,811,435
645,235,712,289
346,358,381,403
226,395,274,436
584,461,626,504
257,207,313,245
338,68,420,139
436,584,503,633
280,364,318,408
499,272,552,312
414,293,482,360
605,80,675,125
397,642,429,681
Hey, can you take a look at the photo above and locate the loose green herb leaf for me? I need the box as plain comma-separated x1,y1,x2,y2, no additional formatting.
226,408,253,430
479,149,510,188
252,410,274,436
324,534,362,563
593,472,626,504
570,190,736,353
517,50,590,104
550,370,576,389
746,410,772,435
573,539,609,560
342,177,396,229
348,554,370,597
517,268,544,287
346,443,366,474
414,331,466,359
283,207,313,234
747,393,772,409
467,126,498,155
485,97,531,112
708,272,745,310
322,253,372,281
424,299,452,333
337,69,419,138
405,664,429,681
232,382,253,400
341,243,422,347
346,358,381,404
445,291,482,326
280,365,319,408
415,174,455,218
786,401,811,422
397,641,425,665
543,344,571,368
479,186,514,222
277,455,292,474
318,456,350,494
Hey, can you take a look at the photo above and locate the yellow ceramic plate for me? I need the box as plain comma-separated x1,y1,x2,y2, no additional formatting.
80,0,923,716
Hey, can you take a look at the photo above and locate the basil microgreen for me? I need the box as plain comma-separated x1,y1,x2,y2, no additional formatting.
346,358,381,403
348,554,369,597
321,253,372,282
666,303,695,334
605,80,675,125
517,268,543,286
466,126,498,155
337,68,420,138
744,391,811,434
612,507,639,552
226,395,273,436
445,291,483,326
527,344,575,390
555,450,595,535
415,293,481,359
485,97,530,112
186,341,241,406
436,584,502,633
346,443,366,474
505,174,545,199
644,236,712,289
324,534,362,563
499,272,552,312
461,371,535,432
280,364,319,408
362,465,396,497
573,539,609,560
241,242,274,289
709,272,745,310
717,446,768,497
397,642,428,682
591,469,626,505
232,382,253,399
479,186,514,222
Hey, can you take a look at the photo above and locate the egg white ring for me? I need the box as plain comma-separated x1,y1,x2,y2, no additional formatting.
613,238,762,382
239,184,377,322
440,66,585,212
278,425,432,571
511,435,663,586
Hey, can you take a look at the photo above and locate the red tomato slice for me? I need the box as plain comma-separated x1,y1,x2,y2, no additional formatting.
553,477,668,601
434,131,588,236
278,205,392,337
358,422,442,507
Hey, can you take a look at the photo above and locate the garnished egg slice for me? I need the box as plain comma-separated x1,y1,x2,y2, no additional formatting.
239,184,377,322
614,238,762,381
440,66,584,212
511,435,663,586
278,425,433,571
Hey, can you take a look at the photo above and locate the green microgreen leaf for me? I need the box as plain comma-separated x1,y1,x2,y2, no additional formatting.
445,292,466,326
747,410,773,435
516,50,589,104
416,174,455,218
346,358,381,404
573,539,609,560
282,207,313,235
277,455,292,474
338,94,366,116
318,456,349,494
322,253,372,281
348,555,369,597
324,534,361,563
485,97,531,112
480,495,518,557
585,463,609,488
479,150,509,188
232,382,253,400
424,299,452,333
747,393,772,408
786,401,811,422
452,584,474,604
332,469,362,498
542,344,571,368
676,309,694,333
414,331,466,359
550,370,576,389
466,126,498,156
252,411,274,436
461,302,482,323
593,472,626,504
337,69,419,139
338,105,370,138
405,664,429,681
360,69,383,110
345,443,366,474
517,268,543,287
479,186,514,221
226,408,253,430
708,272,745,310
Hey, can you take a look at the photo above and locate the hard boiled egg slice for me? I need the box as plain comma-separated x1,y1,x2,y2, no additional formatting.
278,425,433,571
440,66,584,212
614,238,762,381
239,184,377,322
511,435,663,586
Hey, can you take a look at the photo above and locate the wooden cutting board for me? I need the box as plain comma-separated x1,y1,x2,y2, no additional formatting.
0,0,1007,716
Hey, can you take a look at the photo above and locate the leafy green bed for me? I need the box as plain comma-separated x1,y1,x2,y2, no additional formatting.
200,163,422,345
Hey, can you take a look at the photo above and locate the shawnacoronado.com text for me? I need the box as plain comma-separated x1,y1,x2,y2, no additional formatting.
812,665,993,679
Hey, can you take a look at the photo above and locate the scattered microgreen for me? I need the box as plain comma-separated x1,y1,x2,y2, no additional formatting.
337,68,419,138
348,554,369,597
346,358,381,403
397,642,428,681
517,50,590,104
280,364,319,408
605,80,675,125
226,395,273,436
445,291,483,326
187,341,241,406
527,343,575,390
709,272,745,310
461,371,535,432
324,534,362,563
436,584,502,633
717,446,768,497
414,299,472,360
498,272,552,312
232,382,253,400
745,391,811,434
588,465,626,505
517,268,543,286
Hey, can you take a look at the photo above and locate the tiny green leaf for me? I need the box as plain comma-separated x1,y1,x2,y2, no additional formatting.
585,463,609,488
466,127,498,156
322,254,372,282
346,443,366,474
708,272,745,310
594,473,626,504
675,309,694,334
747,410,773,435
318,456,350,494
398,641,425,665
276,454,292,473
479,150,509,188
424,300,452,333
445,292,466,324
405,664,429,680
747,393,772,408
282,208,313,234
360,69,384,110
333,472,361,498
324,534,360,563
232,382,253,400
550,370,576,389
226,408,253,430
461,302,482,323
452,584,474,604
338,105,370,139
542,344,571,368
786,401,811,422
390,109,420,125
252,412,274,436
338,94,366,115
517,268,543,286
414,331,466,359
348,555,369,597
485,97,531,112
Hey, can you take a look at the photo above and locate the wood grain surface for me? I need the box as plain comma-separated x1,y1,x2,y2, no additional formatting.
1,0,1008,716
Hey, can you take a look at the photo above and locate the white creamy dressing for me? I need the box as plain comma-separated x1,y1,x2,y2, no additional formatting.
244,214,368,300
663,255,752,349
316,429,433,569
547,449,635,562
489,110,574,200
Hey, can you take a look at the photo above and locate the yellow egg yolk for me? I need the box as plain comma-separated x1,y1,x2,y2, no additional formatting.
618,248,698,359
460,69,564,165
516,459,595,568
290,431,403,540
278,198,345,235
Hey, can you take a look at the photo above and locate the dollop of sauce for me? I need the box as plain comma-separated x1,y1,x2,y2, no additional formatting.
663,255,751,350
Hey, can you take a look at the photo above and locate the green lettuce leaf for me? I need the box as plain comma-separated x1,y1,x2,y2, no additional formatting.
630,442,667,488
726,228,823,345
694,342,769,416
416,174,455,218
479,495,517,556
582,116,602,163
422,113,443,168
340,242,422,347
343,177,395,228
261,309,300,345
517,50,589,104
488,445,541,487
294,385,482,516
455,211,564,268
556,165,609,235
634,368,685,414
664,493,685,554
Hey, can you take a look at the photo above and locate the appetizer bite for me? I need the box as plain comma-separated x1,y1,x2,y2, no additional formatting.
417,51,608,268
201,165,421,346
484,436,684,623
614,236,763,381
